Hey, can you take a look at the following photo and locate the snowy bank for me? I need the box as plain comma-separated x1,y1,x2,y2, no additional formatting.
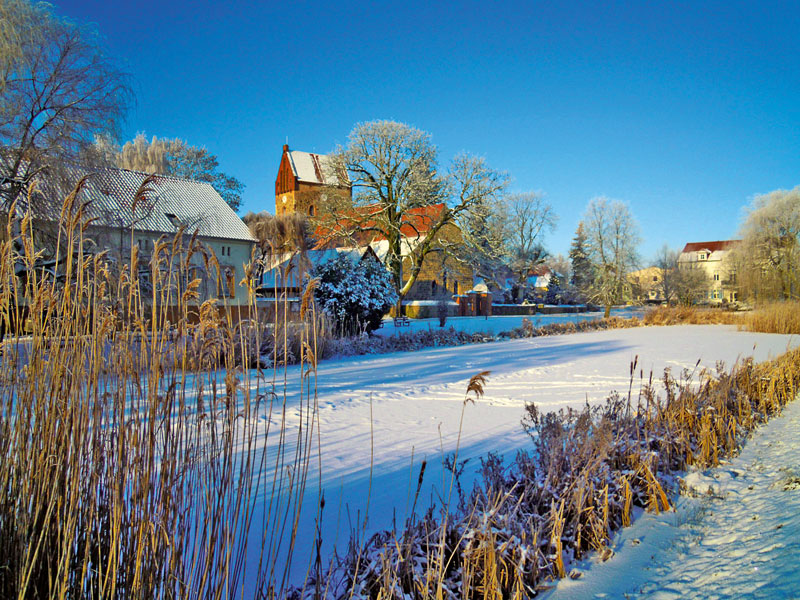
544,388,800,600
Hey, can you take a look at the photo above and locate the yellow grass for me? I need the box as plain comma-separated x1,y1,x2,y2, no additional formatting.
0,181,318,598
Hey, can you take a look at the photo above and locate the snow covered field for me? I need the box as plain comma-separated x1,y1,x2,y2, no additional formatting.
249,324,798,589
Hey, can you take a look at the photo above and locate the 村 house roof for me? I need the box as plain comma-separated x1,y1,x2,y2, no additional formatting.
314,203,447,246
681,240,740,254
32,166,255,242
260,246,378,289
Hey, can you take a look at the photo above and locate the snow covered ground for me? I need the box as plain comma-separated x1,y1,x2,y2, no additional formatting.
544,387,800,600
245,324,798,590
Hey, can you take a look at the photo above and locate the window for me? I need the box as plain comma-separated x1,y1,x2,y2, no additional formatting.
309,205,315,217
698,253,707,260
713,272,720,281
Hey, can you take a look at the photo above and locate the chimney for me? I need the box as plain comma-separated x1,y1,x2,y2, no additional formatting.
283,143,289,153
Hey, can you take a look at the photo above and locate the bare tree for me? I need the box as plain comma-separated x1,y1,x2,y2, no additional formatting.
502,192,557,298
673,261,710,306
654,244,679,304
322,120,508,311
733,186,800,301
580,196,641,317
0,0,132,209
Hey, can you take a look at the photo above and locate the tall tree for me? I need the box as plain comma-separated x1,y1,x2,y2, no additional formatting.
579,197,641,317
0,0,132,208
569,223,593,299
503,192,557,297
322,120,508,310
654,244,679,304
733,186,800,301
116,134,245,211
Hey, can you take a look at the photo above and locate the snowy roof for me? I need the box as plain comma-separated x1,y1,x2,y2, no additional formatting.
260,247,375,289
287,151,342,186
31,166,255,242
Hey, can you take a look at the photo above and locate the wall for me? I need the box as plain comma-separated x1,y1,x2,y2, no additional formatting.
401,222,474,300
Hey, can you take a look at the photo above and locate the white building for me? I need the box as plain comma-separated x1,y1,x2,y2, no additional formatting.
12,165,256,306
678,240,740,303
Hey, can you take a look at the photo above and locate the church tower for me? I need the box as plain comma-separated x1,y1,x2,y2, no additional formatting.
274,144,350,216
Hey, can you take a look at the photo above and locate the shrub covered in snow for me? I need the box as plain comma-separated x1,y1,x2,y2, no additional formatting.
312,255,398,334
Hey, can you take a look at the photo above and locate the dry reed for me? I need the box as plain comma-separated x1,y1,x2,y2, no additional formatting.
0,181,319,598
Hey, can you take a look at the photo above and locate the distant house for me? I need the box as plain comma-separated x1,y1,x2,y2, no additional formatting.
628,266,665,303
6,165,256,306
678,240,740,303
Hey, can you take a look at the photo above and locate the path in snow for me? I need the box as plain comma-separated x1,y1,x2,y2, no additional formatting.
545,387,800,600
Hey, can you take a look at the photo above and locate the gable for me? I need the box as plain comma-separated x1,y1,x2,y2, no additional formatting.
275,148,298,195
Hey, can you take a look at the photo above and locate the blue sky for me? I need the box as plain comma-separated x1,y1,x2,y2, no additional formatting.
56,0,800,261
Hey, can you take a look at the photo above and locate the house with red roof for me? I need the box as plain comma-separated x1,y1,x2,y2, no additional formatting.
678,240,741,303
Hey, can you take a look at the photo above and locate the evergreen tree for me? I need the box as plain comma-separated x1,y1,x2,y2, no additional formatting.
569,223,593,296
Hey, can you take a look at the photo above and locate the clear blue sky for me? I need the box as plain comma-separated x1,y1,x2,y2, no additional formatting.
55,0,800,262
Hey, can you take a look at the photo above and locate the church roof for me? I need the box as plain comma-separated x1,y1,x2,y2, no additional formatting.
287,150,343,186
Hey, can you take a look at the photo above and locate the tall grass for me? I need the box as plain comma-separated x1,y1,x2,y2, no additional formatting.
323,346,800,599
742,300,800,334
0,180,319,598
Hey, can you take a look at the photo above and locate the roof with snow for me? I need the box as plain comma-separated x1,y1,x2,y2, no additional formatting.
260,247,379,289
681,240,740,254
29,166,254,242
287,151,342,186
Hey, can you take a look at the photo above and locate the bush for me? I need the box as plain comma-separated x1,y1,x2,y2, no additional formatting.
437,296,449,327
313,254,398,334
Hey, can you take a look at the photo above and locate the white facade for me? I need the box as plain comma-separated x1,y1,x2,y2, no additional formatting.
678,240,740,303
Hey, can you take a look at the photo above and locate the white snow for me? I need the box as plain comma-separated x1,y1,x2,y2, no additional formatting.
242,324,798,592
543,385,800,600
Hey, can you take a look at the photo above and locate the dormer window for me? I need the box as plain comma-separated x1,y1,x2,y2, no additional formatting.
165,213,181,227
698,252,707,260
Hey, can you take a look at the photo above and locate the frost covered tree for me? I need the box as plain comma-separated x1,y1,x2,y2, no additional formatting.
321,120,507,311
503,192,557,296
579,197,641,317
569,223,593,300
654,244,680,304
115,134,245,211
312,254,398,334
732,187,800,301
0,0,132,208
